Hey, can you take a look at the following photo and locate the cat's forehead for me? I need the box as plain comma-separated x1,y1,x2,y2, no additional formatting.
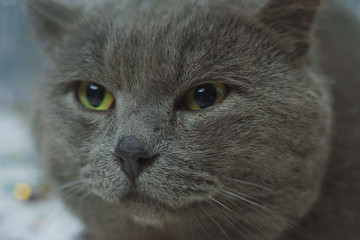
56,2,287,98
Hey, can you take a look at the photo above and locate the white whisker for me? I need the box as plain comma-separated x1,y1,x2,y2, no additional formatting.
221,177,272,191
209,197,251,240
216,194,274,240
223,187,261,201
56,179,82,191
66,186,86,199
78,191,93,200
222,189,316,240
199,203,232,240
192,210,215,240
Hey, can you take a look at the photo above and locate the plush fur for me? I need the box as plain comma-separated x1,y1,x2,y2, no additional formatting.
28,0,360,239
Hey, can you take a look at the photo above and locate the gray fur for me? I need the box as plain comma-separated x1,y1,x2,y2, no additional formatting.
28,0,360,239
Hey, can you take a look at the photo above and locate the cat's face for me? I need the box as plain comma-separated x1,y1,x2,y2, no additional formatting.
31,0,332,238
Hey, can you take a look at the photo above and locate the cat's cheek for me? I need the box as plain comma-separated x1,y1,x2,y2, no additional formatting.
139,162,221,208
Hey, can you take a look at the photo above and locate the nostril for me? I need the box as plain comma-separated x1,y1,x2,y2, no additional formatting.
137,155,157,170
117,156,125,166
116,155,157,182
137,157,148,166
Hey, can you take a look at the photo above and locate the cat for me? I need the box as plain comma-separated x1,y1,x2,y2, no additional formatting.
28,0,360,239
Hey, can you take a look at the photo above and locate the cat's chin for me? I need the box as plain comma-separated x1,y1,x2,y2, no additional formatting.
118,192,183,227
93,185,203,210
130,213,169,228
91,188,171,209
92,188,202,226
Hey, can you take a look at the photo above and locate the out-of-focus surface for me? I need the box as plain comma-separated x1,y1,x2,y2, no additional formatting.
0,0,359,239
1,0,42,108
1,1,83,239
0,108,83,240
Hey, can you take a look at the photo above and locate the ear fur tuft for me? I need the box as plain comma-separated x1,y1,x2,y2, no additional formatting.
257,0,321,58
26,0,80,41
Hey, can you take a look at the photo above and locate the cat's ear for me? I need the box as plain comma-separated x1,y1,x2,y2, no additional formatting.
26,0,81,42
257,0,321,58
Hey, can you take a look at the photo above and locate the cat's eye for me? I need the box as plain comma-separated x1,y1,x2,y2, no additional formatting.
77,81,115,110
183,83,227,110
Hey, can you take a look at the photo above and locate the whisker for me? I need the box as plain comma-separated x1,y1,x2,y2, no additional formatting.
223,187,260,201
66,186,86,199
221,190,277,232
199,203,232,240
216,194,274,240
56,179,82,191
221,177,272,191
209,197,251,240
222,189,316,240
78,191,93,200
192,210,215,240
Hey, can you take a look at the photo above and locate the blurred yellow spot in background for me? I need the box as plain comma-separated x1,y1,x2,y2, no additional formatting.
13,183,32,201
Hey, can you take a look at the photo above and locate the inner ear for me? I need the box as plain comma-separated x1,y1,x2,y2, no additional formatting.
27,0,81,42
257,0,321,59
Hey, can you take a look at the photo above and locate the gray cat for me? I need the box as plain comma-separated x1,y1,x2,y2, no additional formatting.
28,0,360,239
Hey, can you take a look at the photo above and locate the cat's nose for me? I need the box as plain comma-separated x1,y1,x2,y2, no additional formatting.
114,136,155,182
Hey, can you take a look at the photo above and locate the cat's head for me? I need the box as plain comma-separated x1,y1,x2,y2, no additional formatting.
30,0,331,237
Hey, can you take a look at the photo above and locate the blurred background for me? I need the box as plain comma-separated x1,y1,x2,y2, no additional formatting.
0,0,359,239
0,1,84,239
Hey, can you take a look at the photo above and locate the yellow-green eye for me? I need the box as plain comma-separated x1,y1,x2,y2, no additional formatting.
77,81,115,110
184,83,227,110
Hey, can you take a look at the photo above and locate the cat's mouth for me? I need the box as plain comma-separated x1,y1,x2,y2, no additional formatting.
119,186,166,208
118,187,210,227
80,163,217,212
117,187,186,225
121,190,156,204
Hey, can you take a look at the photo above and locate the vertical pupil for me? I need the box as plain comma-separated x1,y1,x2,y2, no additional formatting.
86,83,105,107
194,84,217,109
